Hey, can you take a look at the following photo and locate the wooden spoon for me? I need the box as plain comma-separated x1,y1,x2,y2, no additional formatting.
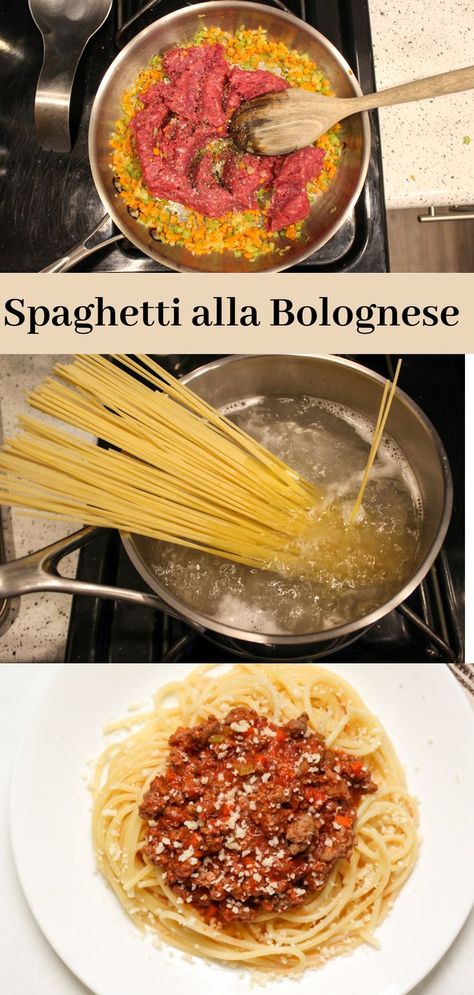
230,65,474,156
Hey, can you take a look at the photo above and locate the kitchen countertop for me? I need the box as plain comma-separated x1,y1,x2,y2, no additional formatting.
0,664,472,995
0,357,84,663
369,1,474,209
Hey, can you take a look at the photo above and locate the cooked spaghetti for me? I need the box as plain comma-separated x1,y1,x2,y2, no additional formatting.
91,664,418,972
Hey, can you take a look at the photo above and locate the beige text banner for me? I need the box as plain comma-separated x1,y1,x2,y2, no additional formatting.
0,273,471,353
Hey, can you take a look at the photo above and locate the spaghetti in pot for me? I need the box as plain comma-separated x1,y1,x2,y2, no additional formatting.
91,664,418,973
0,355,418,602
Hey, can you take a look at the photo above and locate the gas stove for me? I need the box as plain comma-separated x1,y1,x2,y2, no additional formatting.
64,355,464,664
0,0,388,272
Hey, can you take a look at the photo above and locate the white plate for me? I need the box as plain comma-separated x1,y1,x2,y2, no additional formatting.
10,663,474,995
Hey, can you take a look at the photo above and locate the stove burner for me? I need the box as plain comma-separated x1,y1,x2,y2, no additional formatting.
116,0,308,51
0,0,388,272
65,356,464,664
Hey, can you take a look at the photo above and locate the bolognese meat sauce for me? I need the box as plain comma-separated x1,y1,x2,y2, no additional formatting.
139,707,376,922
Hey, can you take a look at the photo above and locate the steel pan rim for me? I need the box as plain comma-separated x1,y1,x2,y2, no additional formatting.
88,1,371,273
120,354,454,646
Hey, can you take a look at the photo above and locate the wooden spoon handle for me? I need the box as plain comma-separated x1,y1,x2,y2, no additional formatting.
351,64,474,113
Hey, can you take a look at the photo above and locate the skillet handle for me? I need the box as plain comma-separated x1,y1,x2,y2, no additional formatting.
41,215,124,272
0,525,201,627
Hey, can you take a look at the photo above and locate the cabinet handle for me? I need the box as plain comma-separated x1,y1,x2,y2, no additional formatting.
418,206,474,222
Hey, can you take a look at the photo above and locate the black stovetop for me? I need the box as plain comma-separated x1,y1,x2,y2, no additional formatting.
65,355,464,664
0,0,388,272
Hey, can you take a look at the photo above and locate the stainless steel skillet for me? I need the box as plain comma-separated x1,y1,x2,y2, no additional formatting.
43,2,371,274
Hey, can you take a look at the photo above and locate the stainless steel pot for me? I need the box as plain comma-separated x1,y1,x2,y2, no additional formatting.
43,1,370,273
0,356,453,660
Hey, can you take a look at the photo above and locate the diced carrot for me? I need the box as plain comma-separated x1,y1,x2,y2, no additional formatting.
334,814,352,827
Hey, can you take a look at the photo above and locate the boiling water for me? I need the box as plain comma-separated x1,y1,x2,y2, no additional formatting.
150,396,422,635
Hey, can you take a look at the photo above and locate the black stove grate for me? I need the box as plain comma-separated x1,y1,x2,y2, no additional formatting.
0,0,388,272
65,355,465,664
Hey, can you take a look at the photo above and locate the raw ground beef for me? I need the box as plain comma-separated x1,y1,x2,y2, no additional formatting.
267,146,326,229
225,64,288,114
222,151,278,210
130,44,325,230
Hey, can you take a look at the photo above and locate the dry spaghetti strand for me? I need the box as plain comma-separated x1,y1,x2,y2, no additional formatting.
349,359,402,524
0,356,322,572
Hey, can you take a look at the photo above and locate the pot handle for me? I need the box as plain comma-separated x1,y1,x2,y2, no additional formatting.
0,526,203,628
41,215,124,273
